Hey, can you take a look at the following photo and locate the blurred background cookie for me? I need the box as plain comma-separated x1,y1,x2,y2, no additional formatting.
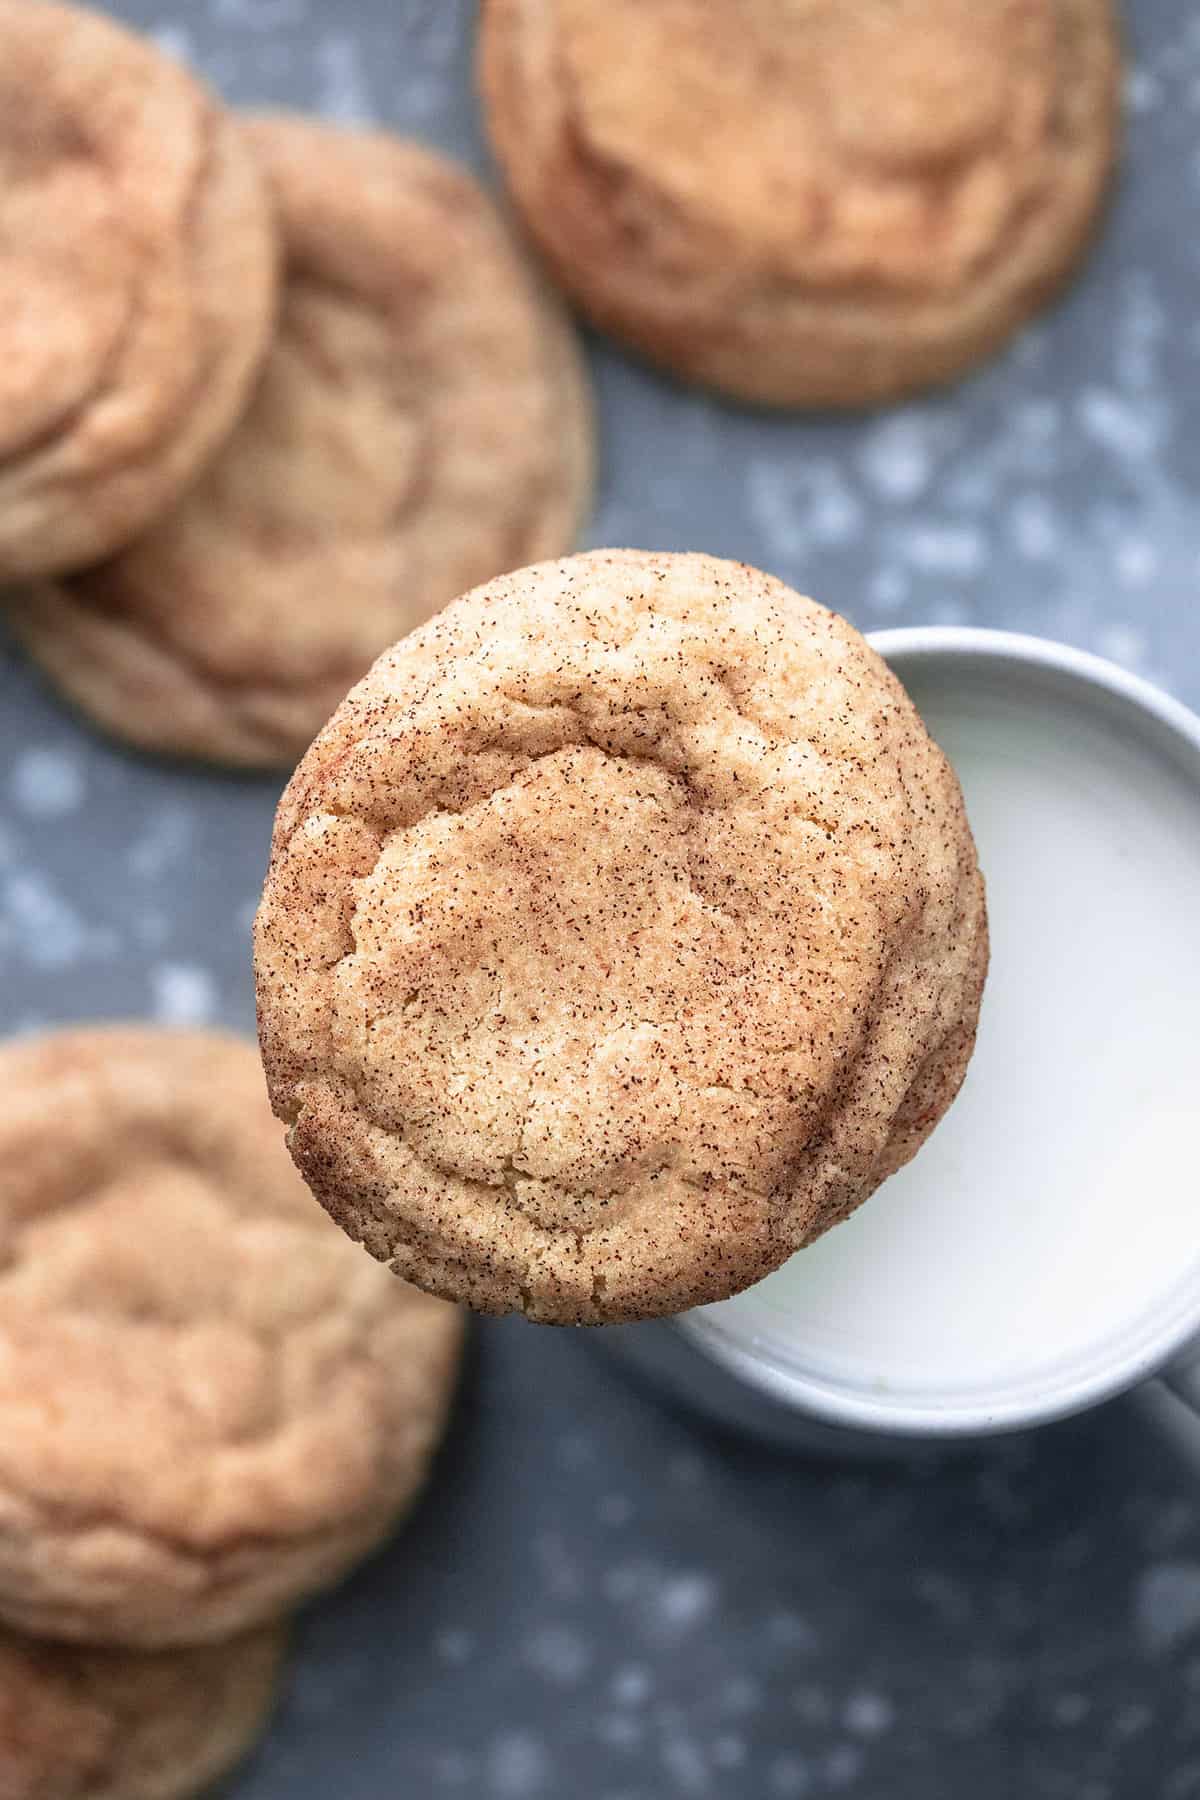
0,1027,464,1647
0,1623,284,1800
255,549,987,1324
6,115,593,769
0,0,277,582
479,0,1121,407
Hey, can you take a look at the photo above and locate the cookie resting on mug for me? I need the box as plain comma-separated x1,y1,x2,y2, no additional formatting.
254,550,988,1325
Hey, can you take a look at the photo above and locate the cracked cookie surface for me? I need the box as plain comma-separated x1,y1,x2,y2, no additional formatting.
479,0,1120,406
0,1027,463,1648
10,114,592,768
0,0,277,580
0,1623,284,1800
255,549,987,1324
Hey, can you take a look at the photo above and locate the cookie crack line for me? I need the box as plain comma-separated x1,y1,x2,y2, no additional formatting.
283,670,862,856
285,772,887,1210
18,104,218,497
0,1472,390,1575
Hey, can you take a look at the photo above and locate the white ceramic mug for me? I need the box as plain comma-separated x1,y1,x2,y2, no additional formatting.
600,630,1200,1456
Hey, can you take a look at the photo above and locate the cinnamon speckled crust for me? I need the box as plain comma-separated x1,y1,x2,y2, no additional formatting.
478,0,1120,408
254,550,988,1325
8,114,592,769
0,1624,284,1800
0,2,278,581
0,1028,463,1648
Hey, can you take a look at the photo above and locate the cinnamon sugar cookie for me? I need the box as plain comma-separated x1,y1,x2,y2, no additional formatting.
0,1624,284,1800
8,115,592,768
479,0,1120,407
254,549,987,1325
0,1,277,579
0,1028,463,1647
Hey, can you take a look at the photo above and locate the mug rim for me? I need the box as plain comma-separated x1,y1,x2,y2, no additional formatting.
679,626,1200,1440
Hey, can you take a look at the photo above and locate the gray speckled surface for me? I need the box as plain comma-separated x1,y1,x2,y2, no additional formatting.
2,2,1200,1795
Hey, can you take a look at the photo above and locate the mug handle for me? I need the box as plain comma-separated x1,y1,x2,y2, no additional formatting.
1141,1351,1200,1471
1166,1357,1200,1418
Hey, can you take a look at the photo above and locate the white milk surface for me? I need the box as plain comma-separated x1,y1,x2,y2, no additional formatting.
702,669,1200,1411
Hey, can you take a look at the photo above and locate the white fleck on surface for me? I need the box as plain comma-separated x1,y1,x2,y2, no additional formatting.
9,747,85,818
1137,1564,1200,1657
315,32,375,121
898,522,987,577
660,1732,711,1795
432,1748,475,1787
596,1712,643,1752
655,1572,718,1636
212,0,307,25
1115,538,1160,587
151,962,218,1025
128,808,193,880
930,595,970,628
746,459,863,560
767,1753,812,1797
1147,1499,1200,1556
868,567,909,612
1078,389,1165,462
151,21,194,60
858,414,937,503
1008,493,1062,561
523,1623,593,1686
842,1691,895,1738
532,1531,582,1602
766,1612,819,1653
603,1561,717,1641
912,1569,973,1625
435,1628,475,1666
1114,272,1167,394
0,871,114,970
611,1665,652,1708
720,1675,763,1717
557,1430,596,1471
1096,622,1149,669
1127,67,1162,113
823,1743,866,1788
1052,1692,1092,1727
486,1729,552,1797
712,1734,746,1770
1112,1700,1154,1740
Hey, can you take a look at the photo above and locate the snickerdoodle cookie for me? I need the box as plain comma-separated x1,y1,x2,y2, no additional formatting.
8,116,592,769
0,1,277,580
0,1623,284,1800
478,0,1120,407
254,550,987,1325
0,1027,463,1648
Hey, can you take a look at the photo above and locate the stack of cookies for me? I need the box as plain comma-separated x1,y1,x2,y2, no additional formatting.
0,0,593,771
0,1027,463,1798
